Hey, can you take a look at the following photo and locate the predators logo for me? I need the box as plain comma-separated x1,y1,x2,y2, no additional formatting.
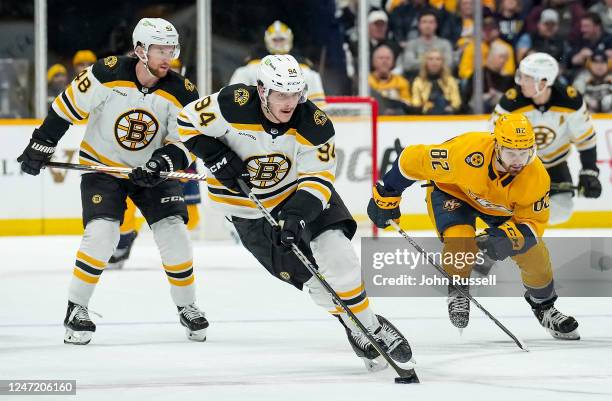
184,78,196,92
234,88,250,106
465,151,484,168
443,199,462,211
104,56,118,69
314,109,328,126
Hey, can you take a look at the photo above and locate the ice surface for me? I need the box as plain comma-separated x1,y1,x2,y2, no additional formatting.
1,229,611,401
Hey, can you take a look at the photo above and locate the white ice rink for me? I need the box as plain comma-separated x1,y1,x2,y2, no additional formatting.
1,229,611,401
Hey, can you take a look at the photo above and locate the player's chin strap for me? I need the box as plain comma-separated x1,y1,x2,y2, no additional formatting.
235,178,420,384
136,48,157,79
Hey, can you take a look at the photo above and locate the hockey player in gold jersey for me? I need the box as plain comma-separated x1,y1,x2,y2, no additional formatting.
136,54,414,371
368,114,580,340
17,18,208,344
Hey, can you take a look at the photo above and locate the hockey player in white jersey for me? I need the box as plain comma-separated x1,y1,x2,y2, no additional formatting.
136,54,413,371
229,20,327,109
491,53,602,225
17,18,208,344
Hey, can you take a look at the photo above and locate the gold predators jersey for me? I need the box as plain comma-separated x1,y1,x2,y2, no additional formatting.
398,132,551,236
177,84,336,218
491,84,595,168
52,56,197,176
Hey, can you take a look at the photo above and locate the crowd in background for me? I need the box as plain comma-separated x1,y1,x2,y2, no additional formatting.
0,0,610,118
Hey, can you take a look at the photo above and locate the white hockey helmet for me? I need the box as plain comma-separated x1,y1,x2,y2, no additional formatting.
132,18,180,59
264,21,293,54
257,54,307,107
515,52,559,88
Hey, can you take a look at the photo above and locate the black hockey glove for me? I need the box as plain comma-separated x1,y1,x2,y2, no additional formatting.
275,211,306,249
367,183,402,228
578,169,601,198
476,227,515,261
204,149,250,193
129,154,172,187
17,135,56,176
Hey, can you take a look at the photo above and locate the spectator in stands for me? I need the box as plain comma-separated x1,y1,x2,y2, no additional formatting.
495,0,525,46
369,44,412,115
46,64,68,107
516,9,566,64
365,9,402,59
389,0,429,45
411,48,461,114
462,42,515,113
589,0,612,34
569,13,612,72
573,50,611,113
458,13,515,80
526,0,585,44
400,9,453,78
72,50,97,75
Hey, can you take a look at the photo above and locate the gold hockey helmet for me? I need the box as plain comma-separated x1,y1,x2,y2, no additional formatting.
264,20,293,55
493,113,535,149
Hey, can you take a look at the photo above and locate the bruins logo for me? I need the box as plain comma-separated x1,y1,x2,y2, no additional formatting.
465,151,484,168
184,78,196,92
234,88,249,106
104,56,117,69
245,153,292,189
566,86,577,98
114,109,159,151
533,126,556,150
314,109,328,126
505,88,517,100
280,272,291,281
92,194,103,204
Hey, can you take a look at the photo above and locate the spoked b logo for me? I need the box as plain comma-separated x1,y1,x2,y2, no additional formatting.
245,154,292,189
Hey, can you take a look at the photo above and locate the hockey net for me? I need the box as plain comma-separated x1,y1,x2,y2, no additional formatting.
326,96,378,237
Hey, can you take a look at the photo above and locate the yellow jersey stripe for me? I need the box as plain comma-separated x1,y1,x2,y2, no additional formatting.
208,189,294,209
298,170,335,182
231,123,265,131
154,89,182,109
103,80,138,89
540,144,571,161
168,276,195,287
511,105,536,114
337,283,365,298
549,106,578,113
297,182,332,201
53,97,78,123
76,251,106,268
573,127,594,143
80,141,128,168
73,268,100,284
66,86,89,119
178,127,201,137
334,298,370,314
163,260,193,272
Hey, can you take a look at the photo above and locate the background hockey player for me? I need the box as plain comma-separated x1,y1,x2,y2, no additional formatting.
229,20,327,109
17,18,208,344
368,114,580,340
135,54,413,371
492,53,602,225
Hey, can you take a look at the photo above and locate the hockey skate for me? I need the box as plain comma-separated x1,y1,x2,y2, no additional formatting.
64,301,96,345
447,284,470,330
525,295,580,340
340,315,413,372
107,231,138,270
178,304,209,342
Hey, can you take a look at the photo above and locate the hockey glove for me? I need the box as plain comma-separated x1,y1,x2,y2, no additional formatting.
17,135,56,176
476,221,531,261
367,183,402,228
204,149,251,193
275,211,306,249
129,154,172,187
578,169,601,198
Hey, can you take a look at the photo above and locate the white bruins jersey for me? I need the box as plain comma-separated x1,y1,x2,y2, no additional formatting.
491,84,596,168
229,57,327,109
51,56,197,176
177,84,335,219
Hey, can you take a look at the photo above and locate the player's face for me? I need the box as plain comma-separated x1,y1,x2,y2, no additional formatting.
145,45,177,78
517,73,547,98
498,146,533,175
267,90,301,123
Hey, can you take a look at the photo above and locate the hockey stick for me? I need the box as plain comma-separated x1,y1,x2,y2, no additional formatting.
236,179,419,384
550,182,579,191
388,220,529,352
45,161,208,182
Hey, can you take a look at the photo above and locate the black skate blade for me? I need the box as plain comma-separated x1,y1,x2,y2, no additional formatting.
394,369,420,384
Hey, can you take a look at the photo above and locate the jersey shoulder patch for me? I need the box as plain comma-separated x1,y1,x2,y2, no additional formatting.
91,55,135,84
216,84,260,124
498,86,532,111
294,101,334,146
158,70,200,107
549,83,583,110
